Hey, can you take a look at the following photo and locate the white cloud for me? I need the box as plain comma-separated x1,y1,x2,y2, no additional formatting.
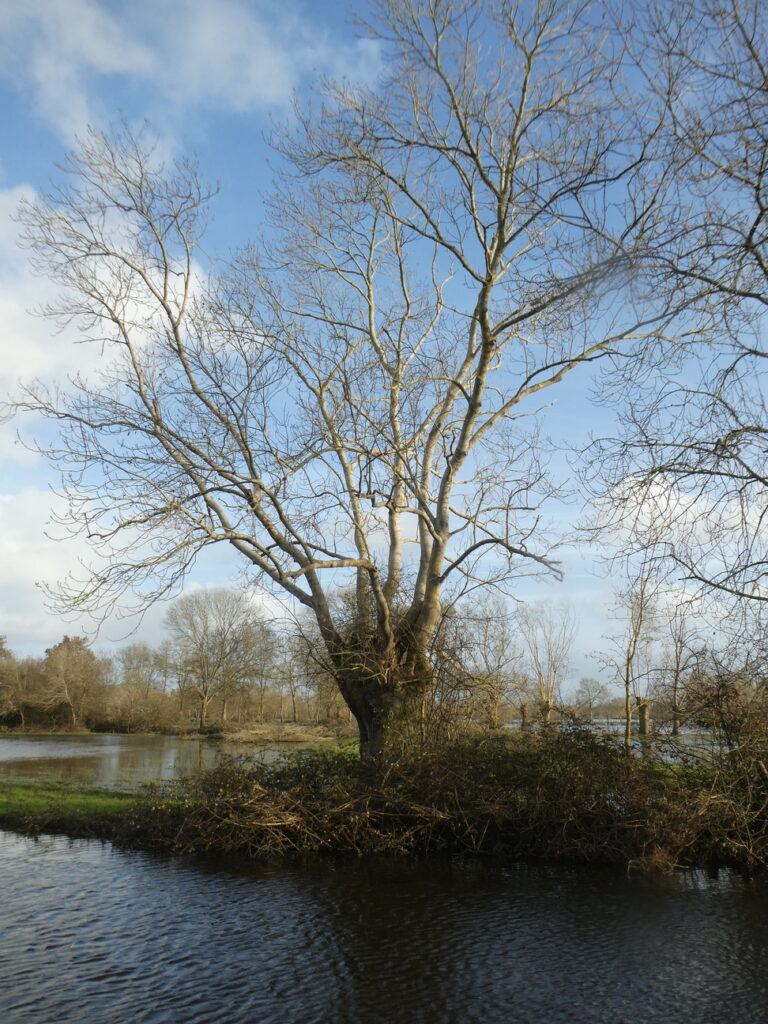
0,0,154,141
0,0,383,143
0,488,95,651
157,0,300,111
0,185,100,417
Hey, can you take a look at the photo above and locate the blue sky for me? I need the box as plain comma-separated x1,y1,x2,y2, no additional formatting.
0,0,623,683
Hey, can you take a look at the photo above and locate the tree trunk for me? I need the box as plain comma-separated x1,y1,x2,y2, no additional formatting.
672,692,681,737
519,702,529,732
337,666,430,759
638,699,651,738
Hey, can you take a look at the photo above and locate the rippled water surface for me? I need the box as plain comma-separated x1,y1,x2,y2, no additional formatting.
0,733,299,789
1,831,767,1024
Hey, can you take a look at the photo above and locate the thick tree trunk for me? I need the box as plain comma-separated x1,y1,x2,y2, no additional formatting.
336,659,431,758
519,702,529,732
672,691,681,737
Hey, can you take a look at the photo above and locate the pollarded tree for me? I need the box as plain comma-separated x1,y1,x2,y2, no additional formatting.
14,0,683,756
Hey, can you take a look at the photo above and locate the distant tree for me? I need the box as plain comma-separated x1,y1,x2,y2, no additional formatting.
461,596,520,730
0,639,20,725
656,605,702,737
165,589,273,729
515,603,576,724
571,677,611,723
110,643,174,731
598,553,661,751
41,636,107,729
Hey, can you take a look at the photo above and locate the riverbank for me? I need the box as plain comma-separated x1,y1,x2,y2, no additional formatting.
0,781,138,838
1,731,766,871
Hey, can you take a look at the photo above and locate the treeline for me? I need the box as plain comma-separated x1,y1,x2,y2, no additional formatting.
3,585,766,749
0,633,350,735
0,589,350,733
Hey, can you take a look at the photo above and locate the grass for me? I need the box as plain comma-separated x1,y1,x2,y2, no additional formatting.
0,781,139,837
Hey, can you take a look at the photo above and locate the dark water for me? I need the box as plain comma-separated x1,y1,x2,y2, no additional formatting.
0,733,302,789
1,830,767,1024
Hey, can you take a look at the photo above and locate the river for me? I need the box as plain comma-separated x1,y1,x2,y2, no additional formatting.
0,732,308,789
1,735,767,1023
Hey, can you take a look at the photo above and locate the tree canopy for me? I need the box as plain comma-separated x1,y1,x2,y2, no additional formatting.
12,0,764,754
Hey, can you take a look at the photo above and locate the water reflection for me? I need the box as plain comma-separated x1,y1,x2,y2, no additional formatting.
0,733,299,789
1,831,766,1024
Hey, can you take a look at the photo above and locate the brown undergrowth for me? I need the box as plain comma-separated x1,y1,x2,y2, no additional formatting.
110,729,768,871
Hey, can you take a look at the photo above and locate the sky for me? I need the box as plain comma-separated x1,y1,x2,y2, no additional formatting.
0,0,621,682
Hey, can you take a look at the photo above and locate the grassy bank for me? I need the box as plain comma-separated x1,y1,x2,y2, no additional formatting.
0,781,139,838
2,731,767,871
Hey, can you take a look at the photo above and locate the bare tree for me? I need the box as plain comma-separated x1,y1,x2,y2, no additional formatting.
461,595,520,730
657,603,702,737
41,636,107,729
591,0,768,608
112,642,174,731
598,552,661,750
515,602,576,724
13,1,682,755
571,676,611,724
165,589,272,730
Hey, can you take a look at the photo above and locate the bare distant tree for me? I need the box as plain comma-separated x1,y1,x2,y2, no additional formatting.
598,552,661,750
462,595,520,730
515,602,576,724
113,643,173,731
12,0,684,755
165,589,272,729
657,604,702,737
41,636,107,729
571,676,611,723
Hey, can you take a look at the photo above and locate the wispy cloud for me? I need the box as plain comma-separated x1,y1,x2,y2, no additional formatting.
0,0,382,142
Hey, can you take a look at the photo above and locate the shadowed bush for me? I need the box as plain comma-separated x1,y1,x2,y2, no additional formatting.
4,730,767,871
114,730,766,871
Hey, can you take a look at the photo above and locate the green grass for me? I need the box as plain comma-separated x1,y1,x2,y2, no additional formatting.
0,781,139,836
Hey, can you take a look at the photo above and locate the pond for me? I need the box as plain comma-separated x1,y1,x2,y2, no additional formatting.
1,831,767,1023
0,733,305,789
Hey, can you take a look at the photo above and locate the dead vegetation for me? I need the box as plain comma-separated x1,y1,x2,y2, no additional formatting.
107,730,768,872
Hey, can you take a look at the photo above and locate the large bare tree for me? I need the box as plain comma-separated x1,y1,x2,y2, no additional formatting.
515,601,576,723
13,0,680,755
591,0,768,607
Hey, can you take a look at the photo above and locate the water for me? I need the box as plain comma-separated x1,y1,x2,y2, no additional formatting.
0,733,306,789
1,737,767,1022
0,831,767,1023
